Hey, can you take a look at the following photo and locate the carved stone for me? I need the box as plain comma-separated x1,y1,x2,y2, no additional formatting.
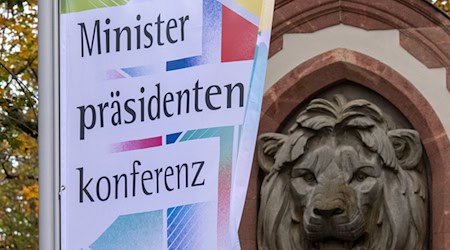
256,95,428,250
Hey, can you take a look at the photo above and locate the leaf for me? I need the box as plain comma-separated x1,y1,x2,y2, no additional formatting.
0,1,39,248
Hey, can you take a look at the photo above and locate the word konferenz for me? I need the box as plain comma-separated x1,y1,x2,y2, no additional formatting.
77,160,206,203
77,80,245,140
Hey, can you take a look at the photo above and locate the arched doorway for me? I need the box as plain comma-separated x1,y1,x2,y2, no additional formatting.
239,49,450,249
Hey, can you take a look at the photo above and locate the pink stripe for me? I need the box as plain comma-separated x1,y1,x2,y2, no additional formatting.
106,70,126,80
217,166,232,248
110,136,162,153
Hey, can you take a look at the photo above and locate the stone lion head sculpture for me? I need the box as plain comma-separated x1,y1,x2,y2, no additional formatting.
257,95,428,250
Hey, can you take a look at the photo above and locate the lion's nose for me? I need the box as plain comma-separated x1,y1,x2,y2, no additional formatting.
313,207,345,218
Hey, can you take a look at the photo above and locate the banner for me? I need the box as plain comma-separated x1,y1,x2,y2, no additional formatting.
59,0,274,249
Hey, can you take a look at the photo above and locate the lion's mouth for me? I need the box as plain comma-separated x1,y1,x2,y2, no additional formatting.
305,212,366,241
311,234,368,250
305,213,368,250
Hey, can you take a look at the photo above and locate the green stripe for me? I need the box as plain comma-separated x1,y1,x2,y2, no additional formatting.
61,0,129,14
180,130,195,141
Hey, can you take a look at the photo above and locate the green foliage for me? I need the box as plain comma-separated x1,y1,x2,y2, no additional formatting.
434,0,450,13
0,0,28,12
0,0,38,249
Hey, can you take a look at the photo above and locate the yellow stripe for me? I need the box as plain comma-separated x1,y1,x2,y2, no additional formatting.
233,0,263,17
259,0,275,31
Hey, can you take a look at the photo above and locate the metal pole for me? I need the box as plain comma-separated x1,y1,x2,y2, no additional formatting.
38,0,60,249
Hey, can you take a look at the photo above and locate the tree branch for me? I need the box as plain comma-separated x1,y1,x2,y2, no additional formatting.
1,112,38,139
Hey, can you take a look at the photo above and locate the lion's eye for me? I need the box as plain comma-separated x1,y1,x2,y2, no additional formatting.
354,171,369,182
292,169,317,185
301,172,316,184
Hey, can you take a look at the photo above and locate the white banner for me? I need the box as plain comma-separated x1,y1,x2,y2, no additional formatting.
60,0,274,249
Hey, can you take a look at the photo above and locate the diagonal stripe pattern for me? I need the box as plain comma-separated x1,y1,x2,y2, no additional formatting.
61,0,131,14
167,203,207,250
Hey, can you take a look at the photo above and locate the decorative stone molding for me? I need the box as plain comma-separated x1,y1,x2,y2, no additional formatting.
238,49,450,249
269,0,450,91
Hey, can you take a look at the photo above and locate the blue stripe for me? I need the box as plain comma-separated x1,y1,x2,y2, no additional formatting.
166,56,203,71
166,0,222,71
168,205,195,246
121,65,153,77
166,132,182,144
168,206,188,233
169,206,199,249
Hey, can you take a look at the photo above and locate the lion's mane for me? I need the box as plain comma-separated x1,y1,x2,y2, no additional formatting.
257,96,428,250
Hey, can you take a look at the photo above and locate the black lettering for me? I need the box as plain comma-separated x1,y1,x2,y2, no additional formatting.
97,102,108,128
205,85,221,110
225,82,244,108
155,14,165,46
165,166,174,191
111,91,122,126
113,174,128,199
78,20,101,57
179,15,189,41
131,160,140,196
193,80,203,112
166,18,178,43
139,87,145,122
148,83,161,120
124,99,136,124
141,170,153,195
143,23,154,48
77,105,96,140
191,161,205,186
176,89,190,115
176,163,189,189
104,18,111,53
114,26,132,52
135,15,141,49
77,167,94,203
96,176,111,201
163,92,174,117
155,168,163,193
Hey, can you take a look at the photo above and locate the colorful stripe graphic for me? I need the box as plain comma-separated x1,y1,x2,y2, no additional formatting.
90,210,163,250
258,0,275,31
104,127,233,249
108,127,233,154
167,202,214,250
110,136,162,153
180,126,233,249
104,0,262,80
166,0,223,71
221,6,258,62
229,30,273,249
233,0,263,17
218,0,259,26
166,132,182,145
121,65,155,78
64,0,274,248
61,0,131,14
106,70,126,80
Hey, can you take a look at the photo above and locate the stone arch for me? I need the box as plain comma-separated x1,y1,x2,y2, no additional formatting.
239,48,450,249
269,0,450,91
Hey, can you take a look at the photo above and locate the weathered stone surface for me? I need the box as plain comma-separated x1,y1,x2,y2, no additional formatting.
269,0,450,91
238,49,450,249
256,95,429,250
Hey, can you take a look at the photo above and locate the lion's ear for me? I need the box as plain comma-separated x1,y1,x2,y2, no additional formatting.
388,129,422,170
257,133,287,173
